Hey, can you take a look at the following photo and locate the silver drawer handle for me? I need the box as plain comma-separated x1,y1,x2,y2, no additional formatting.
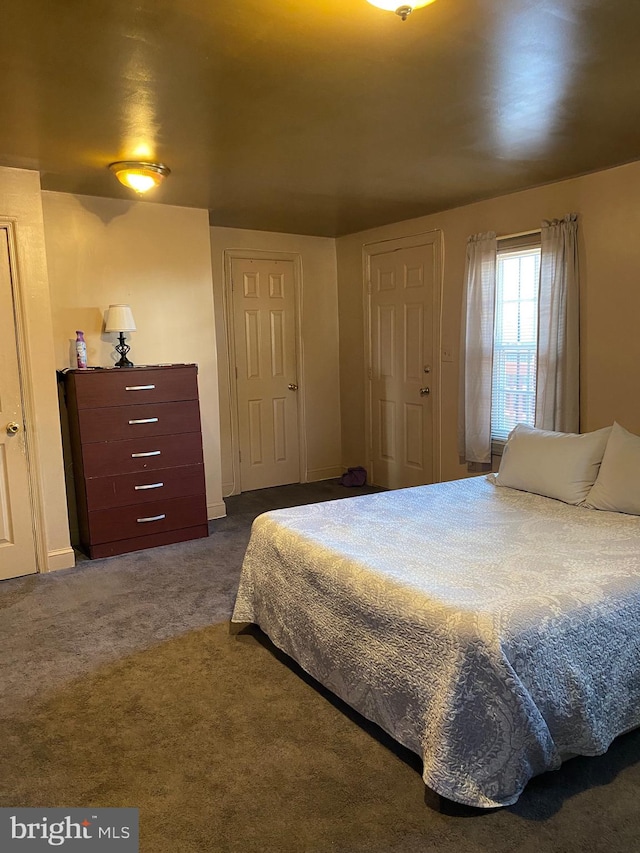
134,482,164,491
125,384,156,391
131,450,161,458
128,417,159,424
136,514,166,523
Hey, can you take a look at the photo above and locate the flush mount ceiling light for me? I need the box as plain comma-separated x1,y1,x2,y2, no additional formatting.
108,161,171,194
366,0,436,20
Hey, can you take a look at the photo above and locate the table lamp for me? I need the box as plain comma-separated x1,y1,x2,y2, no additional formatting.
105,304,137,367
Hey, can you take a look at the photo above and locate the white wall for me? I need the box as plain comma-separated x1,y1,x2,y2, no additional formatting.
337,160,640,483
42,192,225,520
0,167,73,570
210,226,341,495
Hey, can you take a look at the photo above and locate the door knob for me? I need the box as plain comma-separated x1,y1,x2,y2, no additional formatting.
6,422,20,435
419,387,430,397
288,383,299,391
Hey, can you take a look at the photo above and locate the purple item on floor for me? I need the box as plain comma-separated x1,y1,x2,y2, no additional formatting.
339,466,367,487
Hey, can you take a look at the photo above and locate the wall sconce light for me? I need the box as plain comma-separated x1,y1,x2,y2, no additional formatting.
108,161,171,195
366,0,436,20
105,304,137,368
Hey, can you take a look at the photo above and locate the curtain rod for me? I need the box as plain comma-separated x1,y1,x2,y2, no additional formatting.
498,228,541,240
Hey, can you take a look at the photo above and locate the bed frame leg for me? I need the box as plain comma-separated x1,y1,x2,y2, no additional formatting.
424,787,444,811
424,787,482,815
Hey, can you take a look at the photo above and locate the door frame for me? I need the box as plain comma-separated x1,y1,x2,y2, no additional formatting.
0,218,47,573
363,230,444,487
223,249,306,494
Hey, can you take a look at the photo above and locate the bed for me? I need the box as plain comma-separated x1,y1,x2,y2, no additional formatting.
231,474,640,808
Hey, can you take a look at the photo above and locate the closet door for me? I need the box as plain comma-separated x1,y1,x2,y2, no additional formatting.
232,257,300,491
367,237,440,490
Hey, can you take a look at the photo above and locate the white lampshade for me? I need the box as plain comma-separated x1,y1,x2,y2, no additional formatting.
105,304,137,333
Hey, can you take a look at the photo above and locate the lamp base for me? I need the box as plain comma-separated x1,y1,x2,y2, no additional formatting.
114,333,134,368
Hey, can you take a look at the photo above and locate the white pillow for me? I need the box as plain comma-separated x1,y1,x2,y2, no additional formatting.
584,422,640,515
495,423,611,505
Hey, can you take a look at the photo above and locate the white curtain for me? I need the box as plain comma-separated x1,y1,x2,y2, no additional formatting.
535,214,579,433
458,232,497,465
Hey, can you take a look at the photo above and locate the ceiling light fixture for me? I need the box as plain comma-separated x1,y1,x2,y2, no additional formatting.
366,0,436,20
108,161,171,195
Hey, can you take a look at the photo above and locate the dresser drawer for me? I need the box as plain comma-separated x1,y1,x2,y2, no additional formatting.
78,400,201,443
71,366,198,409
87,494,208,545
81,432,204,478
87,525,209,559
84,464,206,511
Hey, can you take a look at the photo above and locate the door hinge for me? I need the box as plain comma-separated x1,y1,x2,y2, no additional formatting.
368,367,373,380
235,365,238,379
239,450,242,462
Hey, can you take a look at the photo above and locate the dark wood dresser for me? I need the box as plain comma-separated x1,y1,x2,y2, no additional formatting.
64,364,208,559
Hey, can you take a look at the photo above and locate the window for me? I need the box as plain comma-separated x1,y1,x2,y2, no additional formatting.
491,242,541,443
459,217,578,467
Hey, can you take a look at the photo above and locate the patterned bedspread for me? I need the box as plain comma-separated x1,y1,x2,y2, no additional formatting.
231,476,640,807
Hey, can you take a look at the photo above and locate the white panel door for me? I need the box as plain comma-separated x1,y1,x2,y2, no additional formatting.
232,257,300,491
0,227,37,580
369,242,435,490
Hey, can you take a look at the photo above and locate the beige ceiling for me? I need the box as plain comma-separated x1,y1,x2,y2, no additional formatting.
1,0,639,236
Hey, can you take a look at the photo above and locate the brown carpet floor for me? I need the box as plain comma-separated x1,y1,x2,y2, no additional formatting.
1,480,639,852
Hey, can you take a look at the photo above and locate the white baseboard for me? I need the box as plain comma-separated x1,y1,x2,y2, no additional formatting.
46,547,75,572
306,466,343,482
208,500,227,520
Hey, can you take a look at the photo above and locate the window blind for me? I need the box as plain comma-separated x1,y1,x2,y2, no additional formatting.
491,246,541,441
